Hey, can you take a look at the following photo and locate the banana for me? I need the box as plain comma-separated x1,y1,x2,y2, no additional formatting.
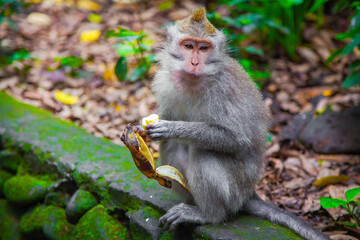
121,123,190,192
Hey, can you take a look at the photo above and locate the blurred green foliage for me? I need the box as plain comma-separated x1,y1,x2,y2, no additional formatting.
0,48,32,68
327,1,360,88
0,0,32,72
105,27,155,82
209,0,327,58
0,0,23,29
50,56,93,79
320,187,360,227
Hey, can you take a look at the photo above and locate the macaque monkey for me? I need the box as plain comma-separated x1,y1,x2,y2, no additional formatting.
144,7,329,240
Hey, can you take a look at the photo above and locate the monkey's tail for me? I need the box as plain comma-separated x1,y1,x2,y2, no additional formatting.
243,193,330,240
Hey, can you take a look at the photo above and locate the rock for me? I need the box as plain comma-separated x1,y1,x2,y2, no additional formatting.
300,105,360,154
4,175,52,206
19,205,73,240
0,199,21,240
127,207,176,240
72,204,129,240
0,170,13,197
278,111,313,142
65,189,97,223
126,206,162,240
45,192,69,208
0,149,22,173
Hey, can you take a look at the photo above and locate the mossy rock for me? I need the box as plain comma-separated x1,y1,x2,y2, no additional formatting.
0,149,22,173
19,205,73,240
45,192,69,208
65,189,97,223
4,175,52,206
72,204,129,240
0,199,21,240
0,170,13,197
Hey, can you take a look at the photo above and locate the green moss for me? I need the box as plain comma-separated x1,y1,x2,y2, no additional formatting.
73,190,97,213
0,170,13,197
0,199,21,240
142,206,161,219
129,222,151,240
44,192,68,208
66,190,97,223
19,205,73,240
4,175,53,206
72,204,129,240
0,149,22,173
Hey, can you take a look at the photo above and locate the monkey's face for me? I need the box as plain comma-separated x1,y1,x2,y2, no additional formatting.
178,37,213,78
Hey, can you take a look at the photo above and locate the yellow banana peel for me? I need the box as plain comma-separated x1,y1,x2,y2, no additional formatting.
121,123,190,192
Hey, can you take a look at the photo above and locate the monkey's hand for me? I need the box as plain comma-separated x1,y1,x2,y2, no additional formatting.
159,203,204,231
145,120,173,141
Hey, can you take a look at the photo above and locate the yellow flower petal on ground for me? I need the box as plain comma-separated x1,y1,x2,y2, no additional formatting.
80,30,101,42
77,0,100,11
54,90,79,105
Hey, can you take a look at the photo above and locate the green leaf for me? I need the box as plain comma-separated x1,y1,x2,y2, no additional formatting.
113,43,138,57
238,58,251,69
319,197,347,208
157,0,174,11
252,70,270,80
326,48,344,64
335,29,359,40
309,0,329,13
129,65,146,82
105,28,144,42
88,13,101,23
114,57,127,82
345,187,360,202
337,222,357,227
266,132,272,143
243,46,264,56
350,60,360,71
342,70,360,88
340,33,360,57
11,48,31,61
55,56,83,68
349,10,360,31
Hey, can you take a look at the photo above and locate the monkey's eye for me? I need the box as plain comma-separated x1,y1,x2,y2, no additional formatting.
184,43,193,50
199,45,209,51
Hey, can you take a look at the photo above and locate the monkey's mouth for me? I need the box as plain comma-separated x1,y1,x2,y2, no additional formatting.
181,70,201,80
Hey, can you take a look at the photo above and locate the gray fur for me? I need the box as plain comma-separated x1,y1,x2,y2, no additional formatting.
147,23,329,240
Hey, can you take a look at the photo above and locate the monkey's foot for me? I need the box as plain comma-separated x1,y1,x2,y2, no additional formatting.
159,203,204,231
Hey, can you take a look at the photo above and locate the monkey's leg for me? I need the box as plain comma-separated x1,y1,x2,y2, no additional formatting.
160,149,232,230
159,140,188,174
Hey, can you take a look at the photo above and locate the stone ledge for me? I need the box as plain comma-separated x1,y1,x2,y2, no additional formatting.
0,91,302,239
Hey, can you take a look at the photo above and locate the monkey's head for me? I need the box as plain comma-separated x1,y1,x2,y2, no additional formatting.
163,7,226,84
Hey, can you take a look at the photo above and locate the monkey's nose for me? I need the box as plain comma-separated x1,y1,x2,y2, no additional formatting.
191,56,199,66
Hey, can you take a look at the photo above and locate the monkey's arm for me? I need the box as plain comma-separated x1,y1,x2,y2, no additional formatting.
146,120,249,153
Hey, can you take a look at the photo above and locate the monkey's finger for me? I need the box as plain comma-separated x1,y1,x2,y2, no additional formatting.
134,125,147,138
169,218,183,231
160,211,181,230
148,134,164,141
159,213,174,230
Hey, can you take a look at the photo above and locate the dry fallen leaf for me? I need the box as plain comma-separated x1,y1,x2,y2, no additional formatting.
313,175,350,187
54,90,79,105
77,0,100,11
27,12,51,27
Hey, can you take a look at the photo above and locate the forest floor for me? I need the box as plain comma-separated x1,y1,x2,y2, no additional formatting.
1,0,360,239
